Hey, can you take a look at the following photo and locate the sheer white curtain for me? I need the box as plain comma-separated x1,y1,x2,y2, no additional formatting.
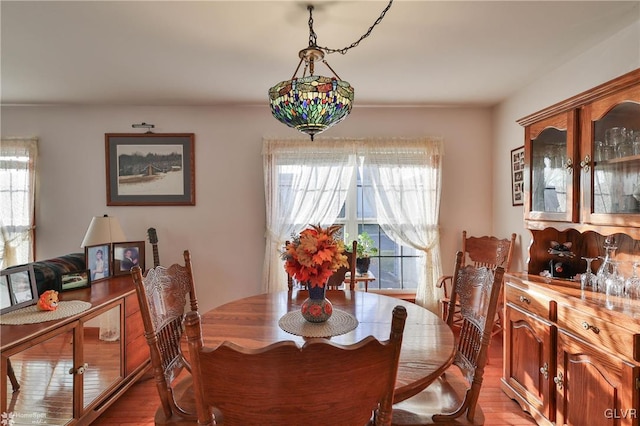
262,139,355,292
361,138,444,313
0,137,38,268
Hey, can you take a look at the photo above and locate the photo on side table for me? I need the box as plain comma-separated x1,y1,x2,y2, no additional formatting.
0,264,39,314
60,269,91,292
85,244,112,282
113,241,146,276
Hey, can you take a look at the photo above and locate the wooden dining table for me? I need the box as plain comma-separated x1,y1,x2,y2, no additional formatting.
197,289,456,403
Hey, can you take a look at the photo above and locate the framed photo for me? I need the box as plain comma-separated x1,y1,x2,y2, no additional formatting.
85,244,112,282
1,265,39,314
113,241,146,276
60,269,91,292
106,133,195,206
511,146,525,206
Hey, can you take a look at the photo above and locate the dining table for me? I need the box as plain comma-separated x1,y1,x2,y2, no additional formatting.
197,289,456,403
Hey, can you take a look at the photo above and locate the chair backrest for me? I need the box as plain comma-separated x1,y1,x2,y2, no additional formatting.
442,250,505,422
131,249,199,420
185,305,408,426
326,240,358,290
461,230,516,271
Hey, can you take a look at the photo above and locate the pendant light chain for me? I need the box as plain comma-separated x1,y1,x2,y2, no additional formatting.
308,0,394,55
269,1,393,139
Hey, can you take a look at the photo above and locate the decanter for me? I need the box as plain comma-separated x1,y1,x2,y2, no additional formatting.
596,236,617,293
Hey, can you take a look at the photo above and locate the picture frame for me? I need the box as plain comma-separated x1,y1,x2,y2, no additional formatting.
113,241,146,276
85,244,112,282
511,145,525,206
105,133,195,206
1,265,39,314
60,269,91,292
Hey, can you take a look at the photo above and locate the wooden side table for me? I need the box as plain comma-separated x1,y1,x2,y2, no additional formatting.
345,271,376,291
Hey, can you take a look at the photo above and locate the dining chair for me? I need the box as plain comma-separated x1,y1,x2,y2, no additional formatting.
131,249,199,425
184,305,408,426
326,240,358,290
392,251,505,425
437,230,515,336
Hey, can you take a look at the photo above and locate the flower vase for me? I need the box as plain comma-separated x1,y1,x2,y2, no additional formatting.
300,283,332,323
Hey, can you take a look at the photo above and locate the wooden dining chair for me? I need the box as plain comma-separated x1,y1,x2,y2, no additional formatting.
326,240,358,290
185,305,408,426
392,251,505,425
437,231,515,336
131,249,199,425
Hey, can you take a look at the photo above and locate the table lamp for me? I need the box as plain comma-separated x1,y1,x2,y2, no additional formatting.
81,214,126,247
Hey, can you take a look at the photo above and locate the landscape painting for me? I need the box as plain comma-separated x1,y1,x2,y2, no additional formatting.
106,133,195,206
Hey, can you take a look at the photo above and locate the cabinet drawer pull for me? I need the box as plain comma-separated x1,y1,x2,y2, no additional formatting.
539,362,549,380
69,363,89,375
553,372,564,390
564,158,573,174
581,321,600,334
580,155,591,173
519,295,531,304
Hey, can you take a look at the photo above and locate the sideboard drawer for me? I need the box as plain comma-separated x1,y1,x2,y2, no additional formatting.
557,304,640,363
505,283,552,320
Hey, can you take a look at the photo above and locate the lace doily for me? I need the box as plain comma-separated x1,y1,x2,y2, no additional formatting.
279,308,358,338
0,301,92,325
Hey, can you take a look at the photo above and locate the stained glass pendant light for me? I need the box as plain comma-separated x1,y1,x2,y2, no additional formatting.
268,2,393,140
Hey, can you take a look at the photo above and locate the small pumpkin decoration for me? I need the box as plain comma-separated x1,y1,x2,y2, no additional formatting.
37,290,59,311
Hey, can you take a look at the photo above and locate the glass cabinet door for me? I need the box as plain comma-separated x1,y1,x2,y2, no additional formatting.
82,304,122,410
525,111,578,223
581,89,640,226
3,330,75,425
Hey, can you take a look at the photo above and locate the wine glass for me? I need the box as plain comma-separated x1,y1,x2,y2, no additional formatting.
625,262,640,299
605,261,625,309
580,257,598,290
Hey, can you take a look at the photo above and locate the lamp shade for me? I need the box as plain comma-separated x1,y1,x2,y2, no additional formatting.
268,75,354,139
81,215,126,248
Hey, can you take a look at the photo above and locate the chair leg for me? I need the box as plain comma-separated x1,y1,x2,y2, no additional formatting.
7,359,20,392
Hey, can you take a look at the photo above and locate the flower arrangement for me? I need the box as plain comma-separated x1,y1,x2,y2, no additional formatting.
282,224,348,288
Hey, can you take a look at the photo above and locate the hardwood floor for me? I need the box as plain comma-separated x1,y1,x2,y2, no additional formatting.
93,333,536,426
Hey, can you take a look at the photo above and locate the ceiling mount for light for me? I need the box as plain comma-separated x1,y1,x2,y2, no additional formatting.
268,2,393,141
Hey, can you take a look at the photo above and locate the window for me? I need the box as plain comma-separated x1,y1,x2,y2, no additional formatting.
336,165,420,290
0,138,38,268
263,137,444,311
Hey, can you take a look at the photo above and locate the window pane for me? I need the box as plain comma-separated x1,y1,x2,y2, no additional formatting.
356,171,376,219
353,223,418,290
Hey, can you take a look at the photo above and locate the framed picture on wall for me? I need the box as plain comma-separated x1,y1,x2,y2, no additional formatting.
113,241,146,276
511,146,525,206
85,244,111,282
105,133,195,206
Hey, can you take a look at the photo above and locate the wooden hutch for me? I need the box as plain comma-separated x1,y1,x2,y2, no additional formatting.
501,68,640,426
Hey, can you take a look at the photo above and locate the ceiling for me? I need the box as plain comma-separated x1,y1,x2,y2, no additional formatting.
2,1,638,108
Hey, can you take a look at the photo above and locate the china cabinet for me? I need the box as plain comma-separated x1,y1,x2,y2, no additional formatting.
507,69,640,426
0,275,149,426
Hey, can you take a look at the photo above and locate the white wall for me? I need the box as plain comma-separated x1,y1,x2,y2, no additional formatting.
493,17,640,272
1,105,492,312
